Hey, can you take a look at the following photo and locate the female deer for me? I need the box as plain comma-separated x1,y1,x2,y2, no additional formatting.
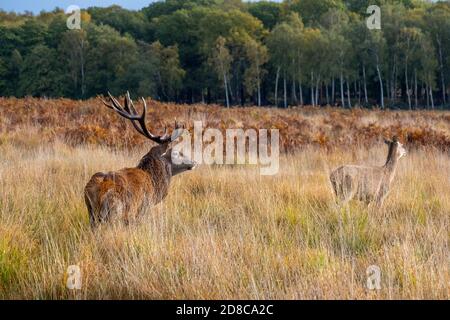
84,92,196,227
330,136,407,206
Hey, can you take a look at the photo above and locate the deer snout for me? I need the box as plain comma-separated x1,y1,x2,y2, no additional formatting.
401,148,407,158
185,160,197,170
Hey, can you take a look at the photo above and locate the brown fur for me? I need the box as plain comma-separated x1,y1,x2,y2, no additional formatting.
84,143,194,227
85,93,196,227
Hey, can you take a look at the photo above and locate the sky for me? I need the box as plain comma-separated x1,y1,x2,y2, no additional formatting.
0,0,156,13
0,0,438,13
0,0,278,13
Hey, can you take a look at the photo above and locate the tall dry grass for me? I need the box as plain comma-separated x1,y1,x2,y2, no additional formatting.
0,98,449,299
0,135,448,299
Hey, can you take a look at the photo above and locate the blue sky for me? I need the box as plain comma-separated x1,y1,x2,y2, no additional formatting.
0,0,156,13
1,0,281,13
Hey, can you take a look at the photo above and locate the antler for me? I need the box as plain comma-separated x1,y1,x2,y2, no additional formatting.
101,91,183,144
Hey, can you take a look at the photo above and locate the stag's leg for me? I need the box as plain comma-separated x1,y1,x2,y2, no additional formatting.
85,193,99,228
85,173,109,228
99,190,125,225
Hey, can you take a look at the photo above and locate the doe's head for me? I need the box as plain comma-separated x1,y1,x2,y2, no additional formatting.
385,136,407,160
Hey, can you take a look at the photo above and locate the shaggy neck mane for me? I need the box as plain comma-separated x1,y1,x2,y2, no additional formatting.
137,148,172,202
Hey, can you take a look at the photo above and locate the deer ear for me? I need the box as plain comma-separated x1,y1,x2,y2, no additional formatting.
161,147,172,158
151,142,170,156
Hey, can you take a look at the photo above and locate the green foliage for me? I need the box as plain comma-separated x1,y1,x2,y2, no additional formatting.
17,19,47,54
84,24,138,96
287,0,345,25
18,45,63,97
59,29,88,98
88,5,147,40
244,37,268,99
0,57,6,93
45,13,69,48
0,26,21,57
247,1,283,30
0,1,449,108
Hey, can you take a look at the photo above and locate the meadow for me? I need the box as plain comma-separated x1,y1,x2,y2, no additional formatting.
0,97,449,299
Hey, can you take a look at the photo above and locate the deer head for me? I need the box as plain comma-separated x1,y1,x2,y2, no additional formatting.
384,136,407,164
101,92,196,176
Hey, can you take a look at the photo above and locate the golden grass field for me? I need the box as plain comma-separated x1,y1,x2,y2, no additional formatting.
0,98,449,299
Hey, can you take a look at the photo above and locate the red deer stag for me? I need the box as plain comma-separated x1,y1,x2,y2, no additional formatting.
85,92,196,227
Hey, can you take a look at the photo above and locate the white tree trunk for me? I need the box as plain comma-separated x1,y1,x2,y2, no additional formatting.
292,79,297,104
390,54,397,104
362,64,368,104
223,72,230,108
332,77,335,104
346,78,351,108
257,81,261,107
299,79,303,106
375,60,384,109
315,78,320,106
437,37,446,105
340,71,344,107
405,61,411,110
274,67,280,107
283,72,287,108
414,69,418,109
257,65,261,106
430,84,434,109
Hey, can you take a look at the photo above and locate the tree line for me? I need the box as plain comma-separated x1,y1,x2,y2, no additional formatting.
0,0,449,109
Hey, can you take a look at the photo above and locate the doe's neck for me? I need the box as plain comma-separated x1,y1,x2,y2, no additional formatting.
383,145,399,176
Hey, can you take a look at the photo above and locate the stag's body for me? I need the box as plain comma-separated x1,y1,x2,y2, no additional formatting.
85,146,171,225
330,137,406,206
85,93,195,227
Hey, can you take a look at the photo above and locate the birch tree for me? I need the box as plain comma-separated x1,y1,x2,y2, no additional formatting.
267,22,294,107
367,31,386,109
244,37,268,106
425,4,450,106
60,29,88,98
210,36,232,108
